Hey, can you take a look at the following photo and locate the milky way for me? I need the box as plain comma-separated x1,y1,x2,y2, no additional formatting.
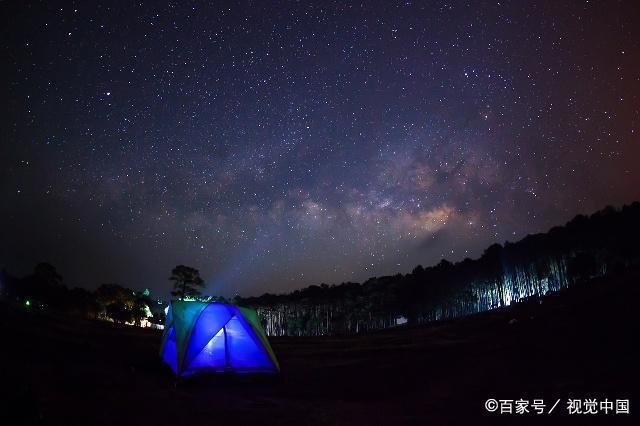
2,1,639,297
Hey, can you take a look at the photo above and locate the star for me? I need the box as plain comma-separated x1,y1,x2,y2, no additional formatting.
1,0,638,297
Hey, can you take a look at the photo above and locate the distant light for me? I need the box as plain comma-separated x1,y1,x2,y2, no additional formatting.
25,300,31,307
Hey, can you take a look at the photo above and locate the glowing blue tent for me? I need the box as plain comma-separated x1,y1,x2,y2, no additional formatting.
160,301,279,376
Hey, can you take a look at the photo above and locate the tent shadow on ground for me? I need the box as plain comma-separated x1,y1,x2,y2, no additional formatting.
172,371,283,389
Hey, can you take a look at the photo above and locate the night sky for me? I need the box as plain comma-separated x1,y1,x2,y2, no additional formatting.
2,1,639,298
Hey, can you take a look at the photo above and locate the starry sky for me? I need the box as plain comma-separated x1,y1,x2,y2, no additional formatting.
2,1,639,298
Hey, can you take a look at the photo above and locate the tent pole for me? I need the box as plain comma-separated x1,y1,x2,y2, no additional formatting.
223,325,229,369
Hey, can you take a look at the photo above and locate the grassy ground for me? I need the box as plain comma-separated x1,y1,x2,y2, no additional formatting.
1,271,638,425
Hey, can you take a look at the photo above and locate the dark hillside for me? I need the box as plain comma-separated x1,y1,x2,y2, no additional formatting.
2,268,638,425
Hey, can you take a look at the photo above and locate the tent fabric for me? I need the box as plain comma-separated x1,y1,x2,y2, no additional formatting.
160,301,279,376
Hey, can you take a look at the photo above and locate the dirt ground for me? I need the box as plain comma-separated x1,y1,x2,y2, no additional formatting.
1,272,638,425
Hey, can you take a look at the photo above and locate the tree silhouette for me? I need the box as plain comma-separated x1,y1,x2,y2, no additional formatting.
33,263,63,286
96,283,135,309
170,265,205,299
95,283,149,323
21,263,67,308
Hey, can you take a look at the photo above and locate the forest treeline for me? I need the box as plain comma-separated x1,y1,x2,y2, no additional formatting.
2,202,639,335
0,264,165,325
236,202,640,336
